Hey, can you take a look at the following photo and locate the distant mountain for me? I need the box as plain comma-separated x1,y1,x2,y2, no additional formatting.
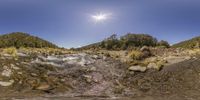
173,36,200,48
0,32,58,48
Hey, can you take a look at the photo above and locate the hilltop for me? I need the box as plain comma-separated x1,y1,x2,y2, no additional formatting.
173,36,200,48
0,32,58,48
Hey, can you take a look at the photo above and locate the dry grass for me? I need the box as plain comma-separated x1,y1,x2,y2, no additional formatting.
128,50,144,60
3,47,18,57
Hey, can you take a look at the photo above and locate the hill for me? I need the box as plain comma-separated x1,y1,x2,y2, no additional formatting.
81,33,170,50
172,36,200,48
0,32,58,48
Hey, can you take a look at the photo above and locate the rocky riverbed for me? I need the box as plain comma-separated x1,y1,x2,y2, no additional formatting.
0,48,200,100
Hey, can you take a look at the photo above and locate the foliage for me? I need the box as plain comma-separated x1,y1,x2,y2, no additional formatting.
157,40,170,48
100,34,120,50
0,32,58,48
81,33,168,50
120,33,157,49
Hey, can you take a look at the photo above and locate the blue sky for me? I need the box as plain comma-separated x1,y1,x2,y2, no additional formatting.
0,0,200,48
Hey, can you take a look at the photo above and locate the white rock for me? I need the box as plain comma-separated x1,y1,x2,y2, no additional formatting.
11,64,20,70
0,80,14,86
147,63,159,70
2,66,12,77
62,56,79,61
46,56,62,61
185,56,191,60
17,52,28,57
128,66,147,72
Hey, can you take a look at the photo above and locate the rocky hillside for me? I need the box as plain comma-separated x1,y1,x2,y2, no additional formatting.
0,32,58,48
173,36,200,48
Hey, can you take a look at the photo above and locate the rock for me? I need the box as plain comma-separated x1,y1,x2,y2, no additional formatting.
140,46,151,57
17,72,23,75
165,56,187,65
145,57,158,62
10,64,20,70
0,80,14,86
36,83,51,91
147,63,160,70
2,53,12,57
17,52,28,57
128,66,147,72
140,46,149,52
103,56,107,60
83,75,92,83
2,66,12,77
92,55,100,59
89,67,97,71
30,73,38,77
185,56,191,60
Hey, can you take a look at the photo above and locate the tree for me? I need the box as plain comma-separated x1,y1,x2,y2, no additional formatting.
157,40,170,48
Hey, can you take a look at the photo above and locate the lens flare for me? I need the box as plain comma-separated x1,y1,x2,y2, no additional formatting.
91,12,110,22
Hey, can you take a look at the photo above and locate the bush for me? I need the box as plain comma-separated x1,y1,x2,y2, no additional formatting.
104,52,111,57
157,40,170,48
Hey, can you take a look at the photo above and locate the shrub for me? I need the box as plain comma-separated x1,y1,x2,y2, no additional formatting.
104,52,111,57
157,40,170,48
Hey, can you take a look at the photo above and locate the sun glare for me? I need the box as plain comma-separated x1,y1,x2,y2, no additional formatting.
91,12,110,22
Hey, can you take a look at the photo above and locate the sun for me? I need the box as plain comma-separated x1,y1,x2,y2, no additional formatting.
91,12,110,22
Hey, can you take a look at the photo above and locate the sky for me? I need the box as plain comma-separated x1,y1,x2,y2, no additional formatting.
0,0,200,48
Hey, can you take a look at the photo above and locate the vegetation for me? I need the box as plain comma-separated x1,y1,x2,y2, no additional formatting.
3,47,18,59
81,33,170,50
173,36,200,48
0,32,58,48
128,50,145,60
157,40,170,48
